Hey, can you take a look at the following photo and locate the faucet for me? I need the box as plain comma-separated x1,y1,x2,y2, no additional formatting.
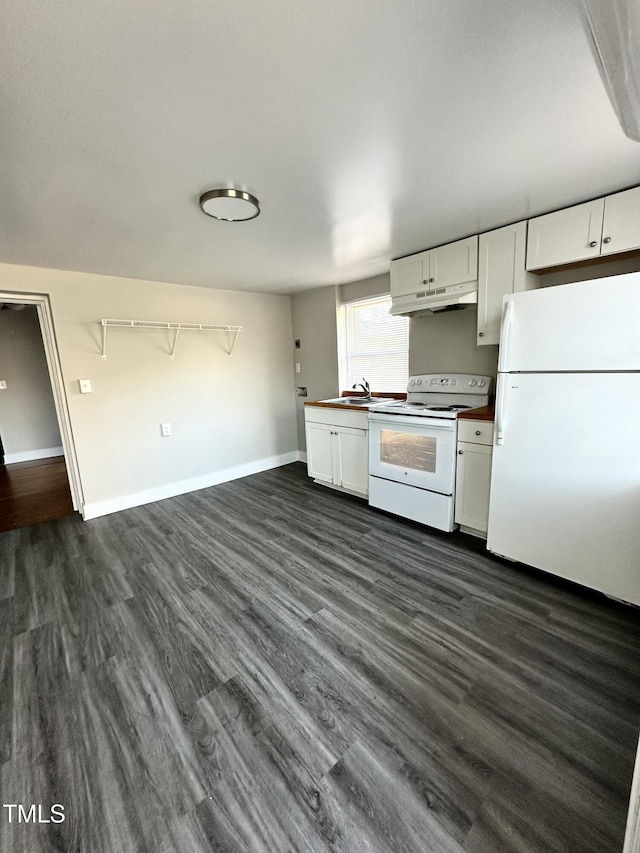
352,378,371,400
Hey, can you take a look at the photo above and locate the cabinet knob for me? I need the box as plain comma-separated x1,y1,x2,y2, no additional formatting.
589,241,597,247
475,430,481,435
458,449,464,455
422,279,429,285
478,332,484,337
429,277,435,283
603,236,611,244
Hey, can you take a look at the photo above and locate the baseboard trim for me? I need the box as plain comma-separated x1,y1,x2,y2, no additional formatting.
299,451,307,464
4,446,64,464
82,451,303,520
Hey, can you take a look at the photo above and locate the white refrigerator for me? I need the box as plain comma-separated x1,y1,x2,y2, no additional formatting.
487,272,640,607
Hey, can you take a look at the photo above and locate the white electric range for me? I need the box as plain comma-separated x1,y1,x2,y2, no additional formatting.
367,373,491,531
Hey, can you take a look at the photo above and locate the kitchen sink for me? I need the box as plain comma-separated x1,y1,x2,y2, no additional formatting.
321,397,394,406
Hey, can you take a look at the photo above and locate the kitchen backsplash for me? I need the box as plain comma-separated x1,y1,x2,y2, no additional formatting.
410,308,499,380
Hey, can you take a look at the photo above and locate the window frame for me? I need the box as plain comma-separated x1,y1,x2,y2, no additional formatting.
337,293,409,394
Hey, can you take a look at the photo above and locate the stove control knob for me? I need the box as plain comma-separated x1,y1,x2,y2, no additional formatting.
417,379,422,385
478,380,485,387
409,379,415,387
469,379,477,387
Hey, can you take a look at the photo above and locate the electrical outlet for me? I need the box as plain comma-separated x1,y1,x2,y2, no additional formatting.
0,380,7,390
79,379,92,394
161,422,172,437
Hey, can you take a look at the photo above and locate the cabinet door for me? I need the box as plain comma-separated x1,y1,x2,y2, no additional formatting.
455,442,492,535
526,199,604,270
477,222,528,346
305,422,334,484
390,252,429,298
335,427,368,495
601,186,640,255
429,236,478,289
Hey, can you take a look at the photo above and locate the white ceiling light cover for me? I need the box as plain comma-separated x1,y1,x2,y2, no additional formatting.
199,188,260,221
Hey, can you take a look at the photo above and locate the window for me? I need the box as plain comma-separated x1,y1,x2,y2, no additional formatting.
339,294,409,393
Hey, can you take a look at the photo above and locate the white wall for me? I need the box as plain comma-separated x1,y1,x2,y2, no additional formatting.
410,309,499,380
0,263,298,517
339,272,390,303
0,305,62,460
290,285,340,452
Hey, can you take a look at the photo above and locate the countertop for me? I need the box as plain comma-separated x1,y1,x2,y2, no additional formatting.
458,404,495,421
304,400,372,411
304,395,494,419
304,391,405,412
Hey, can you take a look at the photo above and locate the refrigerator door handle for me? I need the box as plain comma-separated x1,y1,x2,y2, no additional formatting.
496,376,506,445
498,299,515,372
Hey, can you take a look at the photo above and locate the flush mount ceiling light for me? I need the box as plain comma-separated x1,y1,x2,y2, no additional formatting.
199,188,260,221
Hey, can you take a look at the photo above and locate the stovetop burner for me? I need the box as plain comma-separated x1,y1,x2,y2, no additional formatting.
399,403,472,412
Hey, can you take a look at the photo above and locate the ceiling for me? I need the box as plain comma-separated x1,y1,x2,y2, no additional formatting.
1,0,640,295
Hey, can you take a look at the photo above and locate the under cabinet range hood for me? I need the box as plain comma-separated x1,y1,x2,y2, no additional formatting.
389,280,478,317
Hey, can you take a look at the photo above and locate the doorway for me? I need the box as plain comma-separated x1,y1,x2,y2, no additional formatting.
0,292,83,529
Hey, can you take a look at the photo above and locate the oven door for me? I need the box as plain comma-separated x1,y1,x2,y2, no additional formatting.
368,412,456,495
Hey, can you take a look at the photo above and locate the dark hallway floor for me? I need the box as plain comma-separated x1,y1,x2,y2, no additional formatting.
0,456,74,532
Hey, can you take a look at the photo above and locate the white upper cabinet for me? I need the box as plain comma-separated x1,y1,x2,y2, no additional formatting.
526,199,605,270
391,236,478,299
526,185,640,270
429,236,478,288
600,186,640,255
390,251,429,298
477,221,532,346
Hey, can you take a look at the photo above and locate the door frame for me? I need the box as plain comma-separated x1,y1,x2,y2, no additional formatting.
0,290,84,514
625,735,640,852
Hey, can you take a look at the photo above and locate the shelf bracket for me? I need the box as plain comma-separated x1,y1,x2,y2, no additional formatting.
227,326,242,357
170,325,181,360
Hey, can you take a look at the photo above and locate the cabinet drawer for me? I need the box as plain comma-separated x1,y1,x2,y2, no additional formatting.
304,407,369,429
458,420,493,445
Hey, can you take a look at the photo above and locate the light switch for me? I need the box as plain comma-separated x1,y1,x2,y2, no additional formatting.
0,380,6,390
161,422,172,436
295,363,301,374
79,379,92,394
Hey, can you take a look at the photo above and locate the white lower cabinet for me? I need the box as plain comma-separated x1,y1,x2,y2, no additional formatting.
455,420,493,537
305,407,368,496
305,422,334,485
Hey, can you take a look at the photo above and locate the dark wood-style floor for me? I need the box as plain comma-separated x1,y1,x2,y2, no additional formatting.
1,462,639,852
0,457,74,532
